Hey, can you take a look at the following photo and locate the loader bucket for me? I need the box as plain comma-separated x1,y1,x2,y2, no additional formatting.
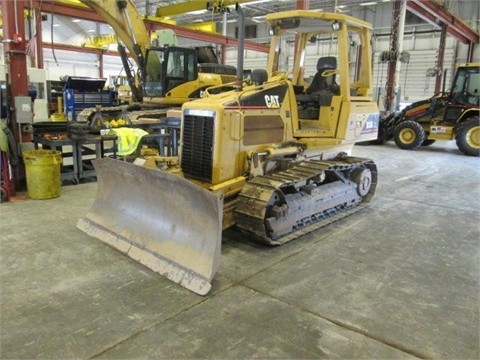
76,158,223,295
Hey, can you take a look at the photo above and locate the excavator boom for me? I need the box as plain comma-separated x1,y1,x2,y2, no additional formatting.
81,0,150,65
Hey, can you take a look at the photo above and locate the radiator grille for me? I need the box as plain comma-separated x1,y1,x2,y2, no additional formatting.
181,113,214,182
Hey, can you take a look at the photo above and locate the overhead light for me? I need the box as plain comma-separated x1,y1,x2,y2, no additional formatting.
88,29,95,33
53,24,60,27
251,15,266,22
331,20,340,31
188,9,208,15
71,19,81,23
359,1,377,5
243,0,268,5
335,5,348,13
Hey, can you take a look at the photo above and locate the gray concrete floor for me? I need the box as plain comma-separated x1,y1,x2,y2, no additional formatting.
1,141,479,359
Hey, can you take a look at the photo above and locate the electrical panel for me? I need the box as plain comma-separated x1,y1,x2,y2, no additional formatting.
14,96,33,124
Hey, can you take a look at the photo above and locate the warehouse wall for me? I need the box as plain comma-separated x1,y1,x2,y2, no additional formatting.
224,23,473,108
2,1,476,111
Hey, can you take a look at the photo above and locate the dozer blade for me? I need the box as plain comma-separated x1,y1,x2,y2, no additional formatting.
76,158,223,295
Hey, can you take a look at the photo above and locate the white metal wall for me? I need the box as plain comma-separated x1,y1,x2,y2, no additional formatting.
41,50,124,85
372,48,456,108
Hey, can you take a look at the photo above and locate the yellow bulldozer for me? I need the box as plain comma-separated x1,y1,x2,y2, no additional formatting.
77,9,380,295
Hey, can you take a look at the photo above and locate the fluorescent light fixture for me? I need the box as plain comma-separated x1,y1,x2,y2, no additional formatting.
53,24,60,27
251,15,266,22
71,19,81,23
337,5,347,8
243,0,269,5
189,9,208,15
359,1,377,5
88,29,95,33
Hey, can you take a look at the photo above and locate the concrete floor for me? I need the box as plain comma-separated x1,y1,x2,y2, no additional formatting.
1,141,479,359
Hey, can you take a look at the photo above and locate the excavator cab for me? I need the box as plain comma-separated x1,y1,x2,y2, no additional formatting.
143,46,198,97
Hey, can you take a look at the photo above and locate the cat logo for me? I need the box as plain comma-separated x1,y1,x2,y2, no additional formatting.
265,95,280,108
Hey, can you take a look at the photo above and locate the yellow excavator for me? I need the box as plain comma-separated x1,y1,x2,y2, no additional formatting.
76,0,236,122
77,8,380,295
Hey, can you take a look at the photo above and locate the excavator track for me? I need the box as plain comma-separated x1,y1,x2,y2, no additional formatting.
234,156,377,245
77,107,168,123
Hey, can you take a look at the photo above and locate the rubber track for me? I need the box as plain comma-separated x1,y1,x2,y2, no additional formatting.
235,156,376,245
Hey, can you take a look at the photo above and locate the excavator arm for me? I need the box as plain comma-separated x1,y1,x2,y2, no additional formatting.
80,0,150,65
80,0,152,102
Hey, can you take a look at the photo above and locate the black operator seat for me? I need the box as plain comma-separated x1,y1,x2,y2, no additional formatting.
296,56,339,120
305,56,338,94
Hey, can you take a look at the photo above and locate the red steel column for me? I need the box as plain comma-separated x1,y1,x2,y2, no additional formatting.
34,9,44,68
1,0,31,143
434,23,447,93
385,0,402,113
296,0,309,9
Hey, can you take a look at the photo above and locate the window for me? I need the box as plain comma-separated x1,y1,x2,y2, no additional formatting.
235,25,257,39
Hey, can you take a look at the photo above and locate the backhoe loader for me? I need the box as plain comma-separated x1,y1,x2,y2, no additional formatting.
77,9,380,295
376,63,479,156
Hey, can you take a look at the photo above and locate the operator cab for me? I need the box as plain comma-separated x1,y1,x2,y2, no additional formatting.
265,11,375,137
444,65,479,124
143,46,198,98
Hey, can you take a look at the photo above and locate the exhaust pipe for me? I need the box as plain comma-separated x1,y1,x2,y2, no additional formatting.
235,3,244,91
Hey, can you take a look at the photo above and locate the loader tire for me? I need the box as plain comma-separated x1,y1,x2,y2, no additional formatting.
456,116,480,157
393,120,425,150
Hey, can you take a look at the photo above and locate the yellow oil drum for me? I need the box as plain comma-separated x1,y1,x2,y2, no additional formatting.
23,150,62,199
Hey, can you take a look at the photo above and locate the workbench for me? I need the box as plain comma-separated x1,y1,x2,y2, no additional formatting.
33,136,117,184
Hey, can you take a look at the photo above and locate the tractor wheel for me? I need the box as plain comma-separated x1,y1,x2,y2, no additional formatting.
456,116,480,157
393,120,425,150
422,139,436,146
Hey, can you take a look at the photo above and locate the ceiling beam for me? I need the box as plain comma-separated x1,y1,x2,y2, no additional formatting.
30,0,104,22
144,17,269,53
406,0,479,44
28,0,269,53
42,42,119,56
155,0,261,17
